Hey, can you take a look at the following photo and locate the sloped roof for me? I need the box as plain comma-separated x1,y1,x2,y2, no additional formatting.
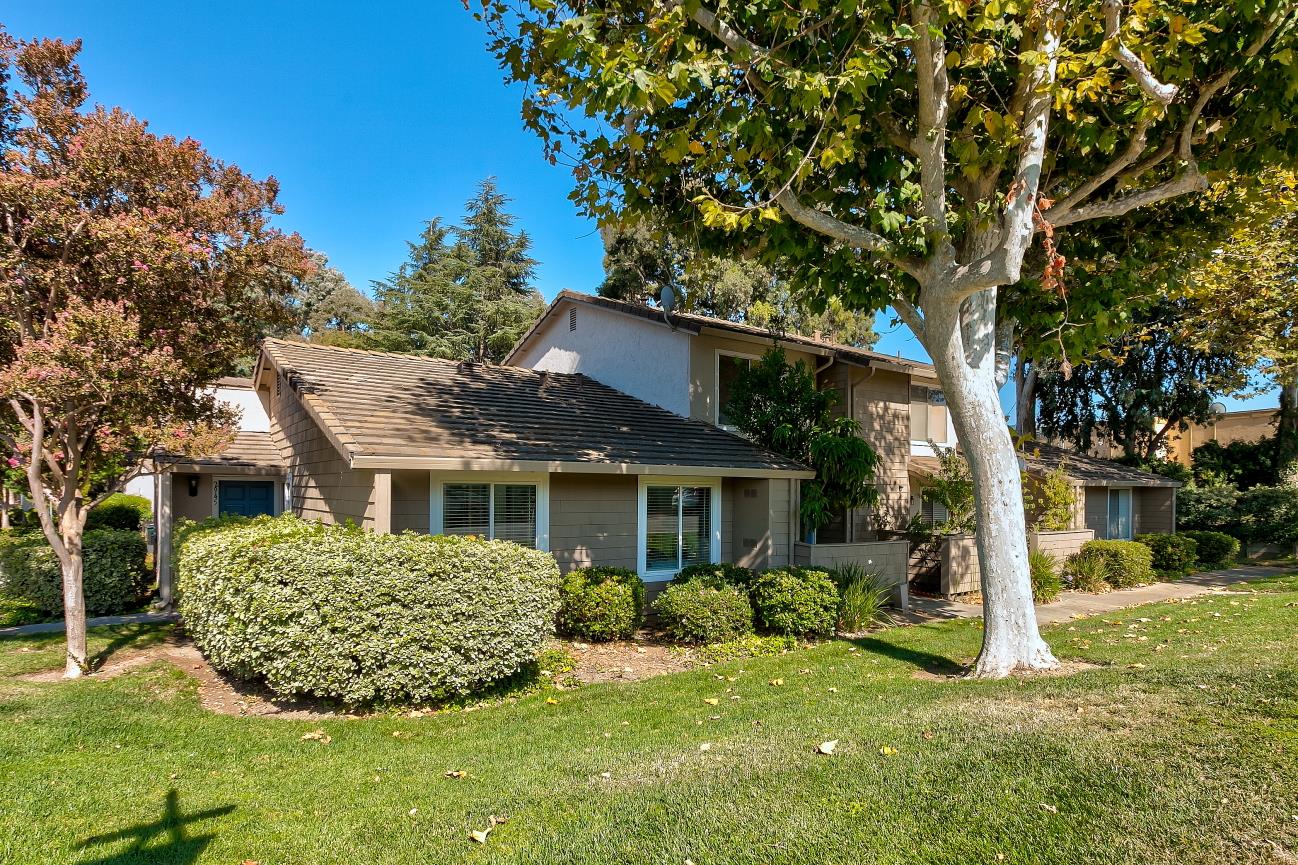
909,444,1181,488
168,431,285,472
505,290,936,374
258,339,813,478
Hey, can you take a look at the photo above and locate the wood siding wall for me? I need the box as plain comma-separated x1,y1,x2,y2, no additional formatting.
392,470,430,534
1136,487,1175,534
548,474,639,572
267,376,375,528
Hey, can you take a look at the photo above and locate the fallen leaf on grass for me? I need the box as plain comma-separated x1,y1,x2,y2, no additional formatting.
879,746,899,756
469,815,508,844
445,770,467,779
816,740,838,755
703,698,720,706
769,679,784,686
1039,803,1058,814
1127,663,1147,669
921,730,935,741
300,729,331,744
545,697,558,705
699,743,712,751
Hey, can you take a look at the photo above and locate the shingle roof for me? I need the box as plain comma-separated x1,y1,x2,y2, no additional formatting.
259,339,813,477
170,431,285,471
910,444,1181,488
506,290,936,373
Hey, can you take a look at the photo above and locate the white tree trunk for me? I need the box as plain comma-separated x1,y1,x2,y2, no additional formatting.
59,514,88,678
922,292,1057,677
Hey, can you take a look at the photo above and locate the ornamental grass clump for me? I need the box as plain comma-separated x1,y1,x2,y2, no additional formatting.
176,515,561,707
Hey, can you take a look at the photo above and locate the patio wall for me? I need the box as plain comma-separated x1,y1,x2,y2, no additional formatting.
936,530,1095,597
1029,529,1095,563
793,540,910,609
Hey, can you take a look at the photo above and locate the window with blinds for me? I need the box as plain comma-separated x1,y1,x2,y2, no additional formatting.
443,483,537,547
910,385,949,443
644,485,713,574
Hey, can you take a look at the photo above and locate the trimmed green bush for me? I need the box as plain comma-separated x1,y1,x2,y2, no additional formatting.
176,515,561,706
652,577,753,644
1180,530,1240,568
672,562,755,587
749,567,839,637
1237,485,1298,547
86,494,152,532
0,529,149,616
1074,540,1155,588
1028,549,1062,603
555,565,643,641
1064,551,1110,593
1134,533,1198,577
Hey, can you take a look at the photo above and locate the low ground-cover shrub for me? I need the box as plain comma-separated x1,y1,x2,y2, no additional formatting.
1063,552,1110,592
749,567,839,637
86,494,152,532
694,634,799,663
652,577,753,644
1180,530,1240,569
1074,540,1155,589
556,566,643,641
176,515,561,706
1135,533,1198,577
0,529,149,617
829,563,894,631
1028,550,1062,603
672,562,755,587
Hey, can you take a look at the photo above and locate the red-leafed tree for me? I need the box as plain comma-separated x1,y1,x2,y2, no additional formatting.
0,30,312,677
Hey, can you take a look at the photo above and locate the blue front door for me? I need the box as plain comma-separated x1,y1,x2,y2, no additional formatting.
218,480,276,518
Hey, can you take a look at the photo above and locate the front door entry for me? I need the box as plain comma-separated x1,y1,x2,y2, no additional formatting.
217,480,276,518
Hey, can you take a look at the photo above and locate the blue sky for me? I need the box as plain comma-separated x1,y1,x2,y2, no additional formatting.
7,2,1270,412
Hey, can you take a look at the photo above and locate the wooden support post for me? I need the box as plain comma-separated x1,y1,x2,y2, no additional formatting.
156,471,174,609
373,470,392,534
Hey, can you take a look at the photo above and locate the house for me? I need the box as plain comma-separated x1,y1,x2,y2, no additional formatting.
1165,406,1278,466
153,339,815,602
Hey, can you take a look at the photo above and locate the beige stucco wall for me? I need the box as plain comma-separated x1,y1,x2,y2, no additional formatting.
171,474,215,523
1167,409,1277,465
265,374,376,528
688,332,821,425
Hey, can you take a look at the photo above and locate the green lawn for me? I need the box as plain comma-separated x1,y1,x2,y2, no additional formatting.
2,578,1296,864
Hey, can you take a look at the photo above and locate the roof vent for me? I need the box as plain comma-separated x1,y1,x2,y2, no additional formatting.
569,307,577,331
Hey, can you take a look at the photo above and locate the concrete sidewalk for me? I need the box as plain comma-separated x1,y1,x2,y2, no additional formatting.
0,610,177,639
904,565,1291,625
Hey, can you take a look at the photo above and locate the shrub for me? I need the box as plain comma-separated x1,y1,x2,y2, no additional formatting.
555,565,643,641
1237,485,1298,547
829,563,894,631
652,578,753,644
672,562,755,587
1074,540,1155,589
1180,530,1240,568
696,634,799,663
1028,549,1063,603
1177,483,1240,534
176,515,561,706
1134,533,1198,577
1064,552,1110,593
86,493,152,532
748,567,839,637
0,529,149,616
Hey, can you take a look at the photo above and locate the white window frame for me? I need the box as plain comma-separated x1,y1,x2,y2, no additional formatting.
714,349,760,431
909,384,952,447
429,471,550,551
636,475,723,580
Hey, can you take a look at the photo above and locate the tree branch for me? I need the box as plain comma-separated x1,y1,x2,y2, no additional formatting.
1103,0,1179,106
913,1,953,255
1046,167,1208,227
773,189,925,280
893,295,926,342
1049,115,1153,216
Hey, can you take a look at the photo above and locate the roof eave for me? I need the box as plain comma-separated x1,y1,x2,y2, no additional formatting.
348,453,814,479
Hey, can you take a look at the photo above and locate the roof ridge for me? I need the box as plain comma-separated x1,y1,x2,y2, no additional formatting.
263,338,591,381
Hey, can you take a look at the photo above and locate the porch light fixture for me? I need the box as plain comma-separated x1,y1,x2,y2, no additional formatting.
187,475,200,497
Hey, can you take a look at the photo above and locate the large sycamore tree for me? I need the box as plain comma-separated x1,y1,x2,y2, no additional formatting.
476,0,1298,675
0,32,311,676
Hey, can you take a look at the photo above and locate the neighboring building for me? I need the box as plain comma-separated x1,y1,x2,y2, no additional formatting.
153,339,813,600
1165,407,1277,466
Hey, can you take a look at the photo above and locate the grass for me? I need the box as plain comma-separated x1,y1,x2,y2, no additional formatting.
1,578,1296,864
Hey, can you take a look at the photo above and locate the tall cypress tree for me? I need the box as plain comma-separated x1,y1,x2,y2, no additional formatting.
371,179,545,362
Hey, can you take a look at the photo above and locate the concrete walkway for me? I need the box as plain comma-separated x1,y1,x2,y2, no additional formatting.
0,610,177,639
905,565,1291,625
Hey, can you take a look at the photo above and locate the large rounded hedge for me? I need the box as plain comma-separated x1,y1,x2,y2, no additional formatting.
176,515,561,706
86,494,152,532
0,529,149,616
1180,530,1239,568
555,566,644,641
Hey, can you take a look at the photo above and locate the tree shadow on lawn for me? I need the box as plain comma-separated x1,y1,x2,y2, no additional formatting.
849,635,968,677
78,789,234,864
87,623,172,672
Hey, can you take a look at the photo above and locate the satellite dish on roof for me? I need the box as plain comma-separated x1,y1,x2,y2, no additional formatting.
659,285,677,314
1210,401,1227,416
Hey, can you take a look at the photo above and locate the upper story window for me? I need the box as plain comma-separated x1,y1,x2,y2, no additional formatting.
716,352,756,429
910,385,949,443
